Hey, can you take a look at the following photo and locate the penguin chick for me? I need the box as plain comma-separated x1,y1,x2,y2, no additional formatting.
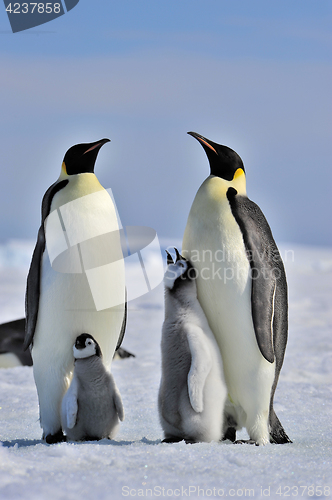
61,334,124,442
158,249,226,443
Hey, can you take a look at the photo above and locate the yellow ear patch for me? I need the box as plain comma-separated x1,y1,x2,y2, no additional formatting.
232,168,246,195
58,162,69,180
233,168,244,180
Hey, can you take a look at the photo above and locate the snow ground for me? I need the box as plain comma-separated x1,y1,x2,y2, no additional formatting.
0,240,331,500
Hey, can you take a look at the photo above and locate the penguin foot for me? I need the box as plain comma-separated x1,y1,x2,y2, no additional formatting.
222,427,236,442
185,439,198,445
44,430,66,444
234,439,258,446
82,436,101,442
113,347,135,360
162,436,184,444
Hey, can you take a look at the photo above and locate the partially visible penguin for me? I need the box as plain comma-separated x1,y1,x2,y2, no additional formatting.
24,139,126,444
61,333,124,441
158,248,226,443
182,132,291,445
0,317,133,366
0,318,32,368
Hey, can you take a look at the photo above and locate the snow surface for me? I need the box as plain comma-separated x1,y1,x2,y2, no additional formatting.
0,240,331,500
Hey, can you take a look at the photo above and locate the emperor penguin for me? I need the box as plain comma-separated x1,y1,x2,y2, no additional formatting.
61,333,124,441
182,132,291,445
158,248,226,443
24,139,126,444
0,318,32,368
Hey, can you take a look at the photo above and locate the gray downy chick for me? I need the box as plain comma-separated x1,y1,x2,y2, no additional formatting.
158,249,227,443
61,333,124,441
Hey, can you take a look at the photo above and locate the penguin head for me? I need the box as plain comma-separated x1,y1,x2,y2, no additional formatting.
188,131,245,182
164,248,196,291
73,334,102,360
61,139,110,176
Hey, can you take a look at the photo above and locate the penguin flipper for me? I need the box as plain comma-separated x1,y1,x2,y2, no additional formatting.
110,382,124,422
115,290,127,351
226,188,288,364
24,225,45,351
24,179,69,351
186,324,212,413
63,377,79,429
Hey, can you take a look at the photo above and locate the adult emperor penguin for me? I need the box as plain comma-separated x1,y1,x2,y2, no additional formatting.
158,248,226,443
182,132,291,445
24,139,126,444
61,334,124,441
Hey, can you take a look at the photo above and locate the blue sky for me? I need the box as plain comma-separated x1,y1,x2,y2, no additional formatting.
1,0,331,246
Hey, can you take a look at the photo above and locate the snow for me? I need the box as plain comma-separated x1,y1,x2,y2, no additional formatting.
0,240,331,499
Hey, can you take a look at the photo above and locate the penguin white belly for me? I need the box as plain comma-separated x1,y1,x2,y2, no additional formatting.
0,353,22,368
183,180,275,444
32,175,125,437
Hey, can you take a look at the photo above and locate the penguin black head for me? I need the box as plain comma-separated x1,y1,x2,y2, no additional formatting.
164,248,196,291
188,132,245,181
73,333,102,360
62,139,110,176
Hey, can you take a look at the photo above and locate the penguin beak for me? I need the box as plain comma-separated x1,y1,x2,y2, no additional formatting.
174,247,186,262
165,250,174,265
83,138,110,155
75,338,85,350
187,132,218,155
